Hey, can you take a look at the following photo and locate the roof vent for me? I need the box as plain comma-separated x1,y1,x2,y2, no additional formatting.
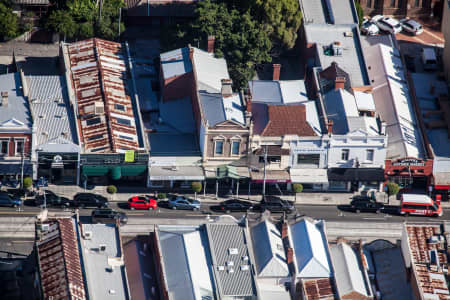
42,131,48,136
240,265,249,271
39,114,46,119
41,224,50,231
344,31,353,37
332,42,343,56
242,256,249,261
1,91,8,107
227,268,234,273
83,231,93,240
228,248,238,255
99,244,106,252
108,289,116,295
226,261,234,266
218,266,225,271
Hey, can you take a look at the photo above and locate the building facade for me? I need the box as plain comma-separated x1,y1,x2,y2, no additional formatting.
443,0,450,81
357,0,440,19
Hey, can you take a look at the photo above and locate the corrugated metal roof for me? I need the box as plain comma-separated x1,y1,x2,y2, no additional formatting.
249,80,309,104
289,219,331,278
160,47,193,79
80,224,129,300
37,218,86,300
251,220,289,277
67,38,140,153
14,0,49,5
330,243,370,297
158,226,214,300
192,48,229,93
27,75,78,147
305,24,368,87
405,225,450,300
199,92,245,127
206,223,257,297
300,0,358,25
0,73,32,129
364,43,424,159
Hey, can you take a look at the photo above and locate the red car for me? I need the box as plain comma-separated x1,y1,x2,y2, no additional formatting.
128,196,157,210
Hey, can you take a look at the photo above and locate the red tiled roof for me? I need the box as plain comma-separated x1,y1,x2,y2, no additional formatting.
68,38,140,153
261,105,317,137
37,218,86,300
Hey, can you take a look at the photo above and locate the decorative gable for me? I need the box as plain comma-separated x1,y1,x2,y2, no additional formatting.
348,129,369,136
0,118,26,128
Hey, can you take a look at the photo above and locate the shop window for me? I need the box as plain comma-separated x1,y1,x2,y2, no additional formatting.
15,140,24,156
341,149,349,161
415,0,420,7
297,154,320,166
367,0,372,8
231,141,240,155
390,0,395,7
329,181,347,190
0,140,8,155
259,156,281,163
366,150,374,162
215,140,224,155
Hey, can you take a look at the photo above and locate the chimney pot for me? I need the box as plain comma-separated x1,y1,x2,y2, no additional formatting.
189,47,194,61
272,64,281,81
1,91,8,107
207,35,215,54
221,79,233,97
287,247,294,264
327,119,333,135
335,76,346,90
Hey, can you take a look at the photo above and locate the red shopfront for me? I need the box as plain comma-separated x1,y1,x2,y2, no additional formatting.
385,157,433,192
433,172,450,202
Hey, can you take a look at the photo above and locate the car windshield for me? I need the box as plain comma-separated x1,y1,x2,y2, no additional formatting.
432,203,439,211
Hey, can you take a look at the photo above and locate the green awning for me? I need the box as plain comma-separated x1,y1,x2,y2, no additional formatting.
110,166,122,180
216,165,240,180
120,165,147,176
82,165,109,176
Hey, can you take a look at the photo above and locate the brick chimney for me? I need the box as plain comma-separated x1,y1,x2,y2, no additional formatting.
207,35,215,53
189,47,194,61
327,119,333,135
1,92,8,107
273,64,281,81
221,79,233,97
335,76,346,90
287,247,294,265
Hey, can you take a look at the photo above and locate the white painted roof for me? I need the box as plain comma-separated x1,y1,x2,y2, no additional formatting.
289,219,331,278
402,194,433,204
193,48,230,93
331,243,370,297
354,91,376,111
364,43,424,159
303,101,322,135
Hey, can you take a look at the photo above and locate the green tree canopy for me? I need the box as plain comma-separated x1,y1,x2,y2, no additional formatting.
355,1,364,28
0,3,19,40
386,182,399,196
46,10,76,39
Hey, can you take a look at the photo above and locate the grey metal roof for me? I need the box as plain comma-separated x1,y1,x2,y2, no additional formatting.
160,47,193,79
305,24,369,87
193,48,230,93
80,224,130,300
199,92,245,127
329,0,358,24
158,226,214,300
289,219,331,278
300,0,357,24
300,0,326,24
330,243,370,297
27,75,78,148
206,223,257,297
249,80,309,104
251,220,289,278
159,97,196,133
0,73,32,129
149,132,200,156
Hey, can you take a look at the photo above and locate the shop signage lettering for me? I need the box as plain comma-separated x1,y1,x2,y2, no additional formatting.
392,158,425,167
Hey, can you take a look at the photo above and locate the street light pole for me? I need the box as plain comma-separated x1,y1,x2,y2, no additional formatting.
262,145,268,199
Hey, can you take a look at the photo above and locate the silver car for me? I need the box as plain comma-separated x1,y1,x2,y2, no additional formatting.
400,19,423,35
168,196,201,210
361,19,379,36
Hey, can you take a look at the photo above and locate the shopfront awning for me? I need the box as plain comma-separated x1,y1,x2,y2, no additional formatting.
204,166,250,179
251,170,290,183
82,165,147,178
327,168,385,181
0,163,32,175
150,166,204,181
290,168,328,183
434,172,450,189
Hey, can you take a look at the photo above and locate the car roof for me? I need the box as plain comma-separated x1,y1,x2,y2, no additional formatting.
405,19,421,26
382,17,399,26
402,194,433,204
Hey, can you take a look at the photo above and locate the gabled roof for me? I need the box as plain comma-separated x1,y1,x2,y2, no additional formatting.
289,219,331,278
330,243,371,297
192,48,230,93
37,218,86,300
38,137,80,153
199,92,245,127
0,73,32,130
251,220,289,278
257,105,318,137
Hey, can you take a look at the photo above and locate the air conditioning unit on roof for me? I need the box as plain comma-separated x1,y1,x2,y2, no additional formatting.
83,231,93,240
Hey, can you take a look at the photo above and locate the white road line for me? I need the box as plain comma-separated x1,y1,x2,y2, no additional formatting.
362,217,387,220
423,29,445,42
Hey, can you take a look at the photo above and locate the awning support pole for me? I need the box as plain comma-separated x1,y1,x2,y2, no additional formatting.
203,180,206,198
248,180,251,200
236,181,239,199
216,180,218,199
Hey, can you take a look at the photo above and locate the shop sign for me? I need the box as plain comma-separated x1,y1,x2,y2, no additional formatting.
392,158,425,167
125,150,135,162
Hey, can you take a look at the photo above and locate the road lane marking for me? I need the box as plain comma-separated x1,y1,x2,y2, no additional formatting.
0,211,37,215
188,214,221,217
124,213,146,216
363,217,387,220
12,240,34,243
423,29,444,42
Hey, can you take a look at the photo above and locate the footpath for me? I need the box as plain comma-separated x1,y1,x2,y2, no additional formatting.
43,184,414,207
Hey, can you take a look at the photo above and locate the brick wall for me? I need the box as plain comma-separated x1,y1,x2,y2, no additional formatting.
358,0,438,18
0,133,31,157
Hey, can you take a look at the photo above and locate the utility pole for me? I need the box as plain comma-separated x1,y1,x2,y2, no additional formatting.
262,145,268,199
20,152,24,189
118,7,122,41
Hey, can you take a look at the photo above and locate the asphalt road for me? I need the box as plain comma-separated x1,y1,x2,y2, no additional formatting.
0,201,448,223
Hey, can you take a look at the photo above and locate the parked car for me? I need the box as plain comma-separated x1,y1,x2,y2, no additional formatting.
361,18,379,35
168,196,201,210
128,196,157,210
350,196,384,213
3,178,19,188
34,177,48,188
399,194,442,217
400,19,423,35
218,199,254,213
0,192,21,208
373,16,402,34
260,196,295,214
35,190,72,208
73,193,108,208
91,208,128,225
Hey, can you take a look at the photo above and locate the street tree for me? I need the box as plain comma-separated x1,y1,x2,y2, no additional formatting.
46,10,76,40
355,1,364,28
0,3,19,40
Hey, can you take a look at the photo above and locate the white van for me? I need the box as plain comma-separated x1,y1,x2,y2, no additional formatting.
421,48,438,71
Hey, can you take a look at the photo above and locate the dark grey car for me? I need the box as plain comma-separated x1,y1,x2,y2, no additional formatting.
0,193,21,208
